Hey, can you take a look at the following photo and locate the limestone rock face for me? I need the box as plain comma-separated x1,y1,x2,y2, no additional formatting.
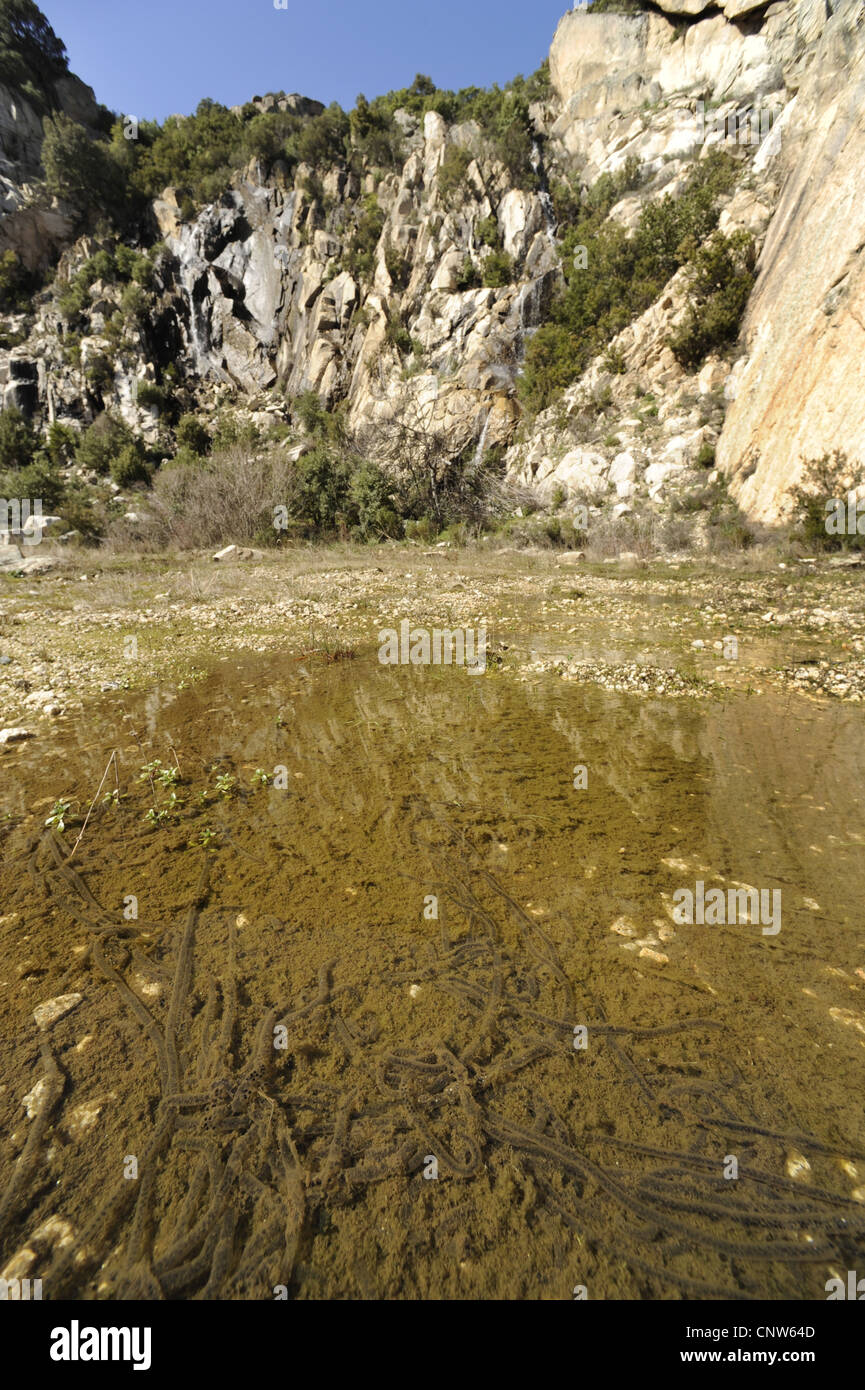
718,3,865,521
1,1,864,526
0,71,100,269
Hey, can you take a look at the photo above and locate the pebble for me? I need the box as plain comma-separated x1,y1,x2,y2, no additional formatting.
0,727,33,744
786,1150,811,1181
33,993,83,1029
65,1098,109,1140
22,1077,50,1119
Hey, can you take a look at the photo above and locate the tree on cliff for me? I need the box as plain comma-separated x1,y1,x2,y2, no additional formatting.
0,0,68,92
41,112,124,217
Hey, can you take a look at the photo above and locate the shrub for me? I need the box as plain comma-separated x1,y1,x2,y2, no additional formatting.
85,352,114,395
0,249,34,312
516,323,584,418
0,403,35,468
120,281,150,326
384,245,410,290
294,103,350,167
292,444,352,531
385,316,412,354
668,230,756,369
482,250,513,288
75,413,133,475
455,255,480,291
57,275,91,325
437,145,472,207
345,195,385,281
115,244,153,286
60,477,104,542
0,0,68,93
790,452,865,552
176,413,211,456
347,460,400,538
484,93,537,190
110,442,151,487
44,420,78,465
476,215,500,249
42,112,121,212
349,95,404,171
149,443,300,547
0,454,65,510
519,151,741,415
293,389,328,435
136,380,168,410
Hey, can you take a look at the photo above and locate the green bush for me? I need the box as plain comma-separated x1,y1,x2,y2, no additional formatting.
437,145,472,206
347,460,400,538
42,112,122,213
44,421,78,465
84,352,114,395
345,194,385,281
114,244,153,286
385,315,413,355
211,414,261,451
293,389,328,435
516,323,584,418
476,215,500,249
176,414,211,456
790,452,865,552
455,254,480,291
482,250,513,288
0,455,65,510
0,0,67,94
294,103,350,166
74,412,133,475
519,151,741,415
120,281,150,326
293,444,352,530
667,230,756,369
384,245,410,290
349,95,404,170
57,275,91,326
110,442,151,487
482,93,538,190
0,403,35,468
136,380,169,410
0,249,34,312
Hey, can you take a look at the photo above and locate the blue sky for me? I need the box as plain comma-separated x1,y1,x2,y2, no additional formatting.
41,0,571,123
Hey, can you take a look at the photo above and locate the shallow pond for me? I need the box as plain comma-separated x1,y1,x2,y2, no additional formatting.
1,650,864,1299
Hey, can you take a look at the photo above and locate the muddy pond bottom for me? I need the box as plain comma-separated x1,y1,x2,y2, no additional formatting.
2,652,865,1300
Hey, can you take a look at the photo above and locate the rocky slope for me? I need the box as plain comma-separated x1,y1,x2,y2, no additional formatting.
1,0,863,527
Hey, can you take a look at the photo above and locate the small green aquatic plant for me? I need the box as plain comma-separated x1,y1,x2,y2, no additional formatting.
252,768,270,787
45,799,73,832
139,758,180,788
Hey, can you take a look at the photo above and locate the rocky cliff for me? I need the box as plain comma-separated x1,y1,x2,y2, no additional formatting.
1,0,863,528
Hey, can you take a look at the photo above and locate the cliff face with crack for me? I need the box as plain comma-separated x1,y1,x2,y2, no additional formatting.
0,0,863,524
